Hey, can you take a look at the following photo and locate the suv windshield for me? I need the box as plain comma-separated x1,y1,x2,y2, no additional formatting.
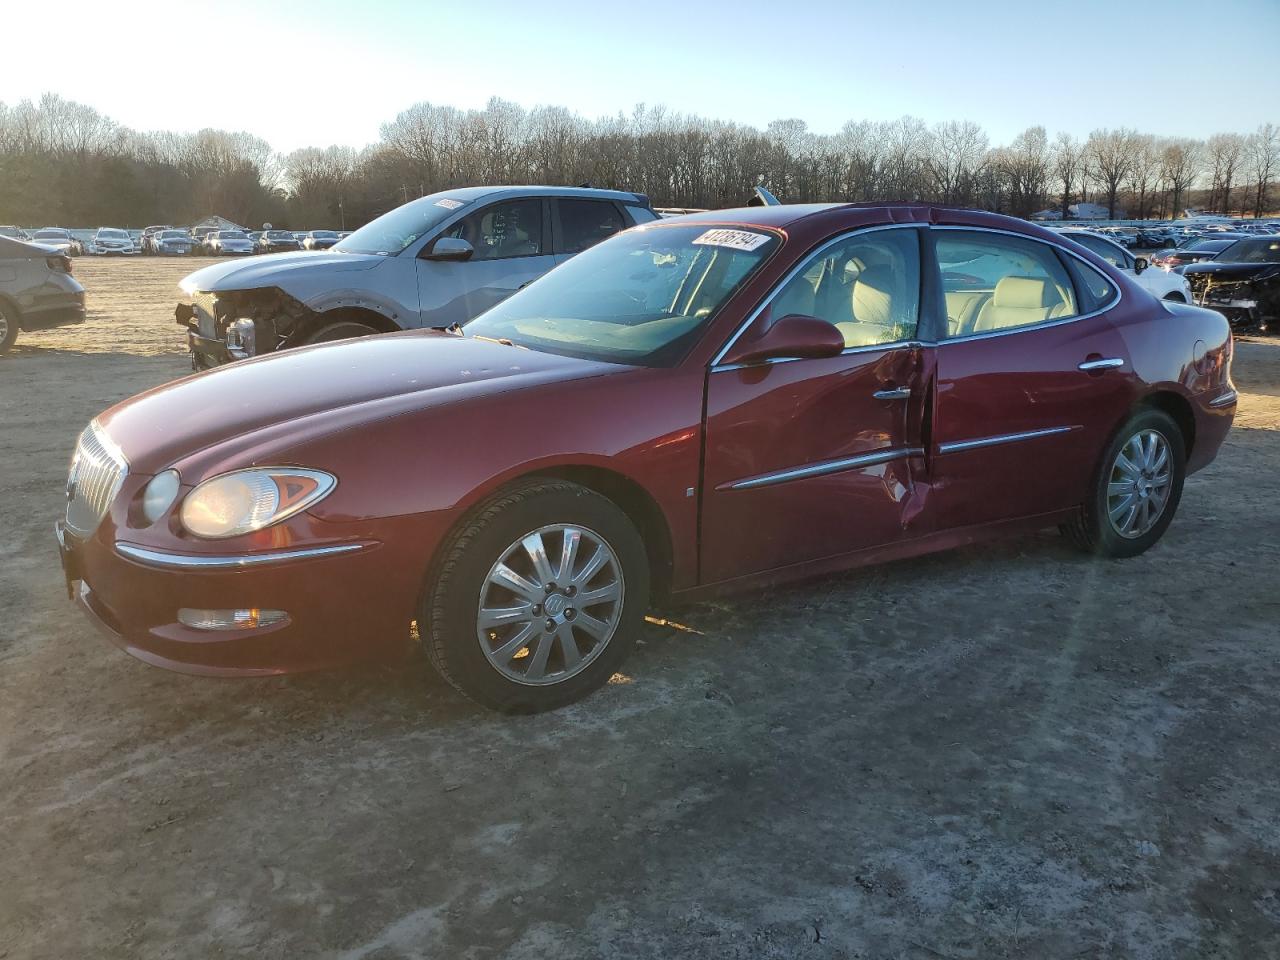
99,229,127,238
463,224,779,367
1218,238,1280,264
334,195,474,255
219,231,247,239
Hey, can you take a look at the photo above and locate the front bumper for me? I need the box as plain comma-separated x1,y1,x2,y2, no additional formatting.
55,511,435,676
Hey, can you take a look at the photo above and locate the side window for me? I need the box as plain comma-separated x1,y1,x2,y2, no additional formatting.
768,228,921,349
1065,257,1117,311
446,200,543,261
558,200,625,254
626,205,659,225
1075,234,1129,271
936,231,1078,338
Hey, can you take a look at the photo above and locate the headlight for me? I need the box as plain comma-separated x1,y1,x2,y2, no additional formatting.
142,469,181,523
180,468,336,539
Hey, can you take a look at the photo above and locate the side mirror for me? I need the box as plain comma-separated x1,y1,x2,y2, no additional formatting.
1134,256,1149,275
719,313,845,366
424,237,474,262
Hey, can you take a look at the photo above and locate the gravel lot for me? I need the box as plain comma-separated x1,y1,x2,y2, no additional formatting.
2,257,1278,959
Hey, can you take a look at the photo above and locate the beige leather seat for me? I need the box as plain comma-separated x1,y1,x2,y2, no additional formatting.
973,276,1071,332
836,265,896,346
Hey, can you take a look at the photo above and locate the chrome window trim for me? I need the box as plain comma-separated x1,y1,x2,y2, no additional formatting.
932,225,1124,344
115,541,367,570
937,425,1077,455
709,223,928,370
720,445,924,491
1208,389,1238,408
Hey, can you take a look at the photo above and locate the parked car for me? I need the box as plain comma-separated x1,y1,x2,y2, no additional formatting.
192,226,219,254
292,231,307,245
0,225,32,242
176,185,659,367
302,230,341,250
152,229,194,256
256,229,301,253
0,236,86,352
91,228,137,255
1058,230,1192,302
140,226,172,254
60,204,1235,712
207,230,256,256
1182,236,1280,331
248,231,264,247
29,228,84,257
1150,238,1239,270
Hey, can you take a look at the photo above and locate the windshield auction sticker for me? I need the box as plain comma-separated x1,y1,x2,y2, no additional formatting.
435,198,465,210
692,229,771,251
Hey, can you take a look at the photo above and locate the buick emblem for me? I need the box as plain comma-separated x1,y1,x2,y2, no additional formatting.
543,593,569,617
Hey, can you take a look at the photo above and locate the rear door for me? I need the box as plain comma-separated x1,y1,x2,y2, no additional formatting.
700,226,935,584
929,227,1133,529
415,197,555,327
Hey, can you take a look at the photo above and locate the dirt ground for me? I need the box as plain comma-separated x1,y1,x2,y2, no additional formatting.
2,257,1279,959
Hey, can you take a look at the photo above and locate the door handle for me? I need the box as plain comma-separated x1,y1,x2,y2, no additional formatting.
873,387,912,400
1078,357,1125,372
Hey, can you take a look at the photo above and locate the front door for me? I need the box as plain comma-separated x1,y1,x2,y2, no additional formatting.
929,228,1133,529
700,226,934,585
415,198,556,328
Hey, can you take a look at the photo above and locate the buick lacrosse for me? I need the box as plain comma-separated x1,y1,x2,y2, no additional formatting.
56,203,1236,712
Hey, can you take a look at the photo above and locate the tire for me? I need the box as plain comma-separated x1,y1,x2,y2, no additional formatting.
1062,408,1185,558
0,300,19,353
424,479,650,713
304,321,379,344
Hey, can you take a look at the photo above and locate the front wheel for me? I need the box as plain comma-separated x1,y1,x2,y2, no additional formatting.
0,301,19,353
1062,408,1185,558
424,479,649,713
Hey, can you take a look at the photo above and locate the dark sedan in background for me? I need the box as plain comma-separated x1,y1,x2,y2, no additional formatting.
0,236,86,352
257,229,302,253
1150,237,1241,270
1184,236,1280,331
58,204,1234,712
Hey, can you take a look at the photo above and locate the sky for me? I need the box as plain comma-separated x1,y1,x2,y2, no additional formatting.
4,0,1278,153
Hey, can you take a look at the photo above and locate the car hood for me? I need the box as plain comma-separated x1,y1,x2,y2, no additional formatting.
98,331,620,476
180,249,383,293
1181,261,1280,280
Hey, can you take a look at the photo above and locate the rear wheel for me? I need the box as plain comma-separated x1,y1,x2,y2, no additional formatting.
1062,408,1185,558
304,320,380,345
424,479,649,713
0,301,18,353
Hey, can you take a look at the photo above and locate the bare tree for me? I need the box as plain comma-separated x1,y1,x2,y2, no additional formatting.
1246,123,1279,218
1086,127,1139,218
1051,133,1083,219
1206,133,1246,214
1158,138,1202,219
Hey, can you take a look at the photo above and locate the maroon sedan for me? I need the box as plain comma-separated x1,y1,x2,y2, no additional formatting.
56,204,1237,712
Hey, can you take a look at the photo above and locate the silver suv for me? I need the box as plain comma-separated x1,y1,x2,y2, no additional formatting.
178,185,657,367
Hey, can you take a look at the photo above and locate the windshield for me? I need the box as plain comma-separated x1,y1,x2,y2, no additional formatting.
99,229,127,238
159,231,187,239
312,230,338,238
1188,239,1230,251
1218,238,1280,264
34,230,67,239
463,224,779,367
334,195,473,255
0,227,26,237
219,231,247,239
266,230,292,238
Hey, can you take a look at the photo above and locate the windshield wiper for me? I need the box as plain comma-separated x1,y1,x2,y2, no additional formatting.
471,334,525,349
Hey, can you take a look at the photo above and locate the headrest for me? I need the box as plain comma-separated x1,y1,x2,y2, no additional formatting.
852,265,895,325
993,276,1057,309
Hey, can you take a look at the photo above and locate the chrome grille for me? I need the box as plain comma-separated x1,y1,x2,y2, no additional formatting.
65,421,129,537
193,292,218,339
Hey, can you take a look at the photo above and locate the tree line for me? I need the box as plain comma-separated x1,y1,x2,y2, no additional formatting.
0,93,1276,230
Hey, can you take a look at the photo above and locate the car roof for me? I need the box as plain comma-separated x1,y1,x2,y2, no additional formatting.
429,184,652,205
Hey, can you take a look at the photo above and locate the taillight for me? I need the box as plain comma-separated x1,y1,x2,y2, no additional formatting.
46,255,72,275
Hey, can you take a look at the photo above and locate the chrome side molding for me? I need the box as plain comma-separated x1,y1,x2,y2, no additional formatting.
115,541,367,570
938,425,1077,454
722,446,923,491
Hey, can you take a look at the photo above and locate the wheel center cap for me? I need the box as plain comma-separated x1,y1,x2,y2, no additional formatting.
544,593,570,617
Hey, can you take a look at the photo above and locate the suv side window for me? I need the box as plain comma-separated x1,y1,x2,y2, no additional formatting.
558,199,626,254
446,199,543,261
767,228,921,349
936,231,1079,337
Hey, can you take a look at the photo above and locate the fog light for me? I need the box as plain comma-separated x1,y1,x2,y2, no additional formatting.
177,608,288,631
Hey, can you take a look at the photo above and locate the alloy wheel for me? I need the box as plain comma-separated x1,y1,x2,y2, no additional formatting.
1107,429,1173,539
476,524,624,686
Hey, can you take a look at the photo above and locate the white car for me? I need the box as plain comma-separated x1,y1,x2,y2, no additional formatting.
1057,229,1192,303
92,227,137,255
207,230,256,256
29,228,82,256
